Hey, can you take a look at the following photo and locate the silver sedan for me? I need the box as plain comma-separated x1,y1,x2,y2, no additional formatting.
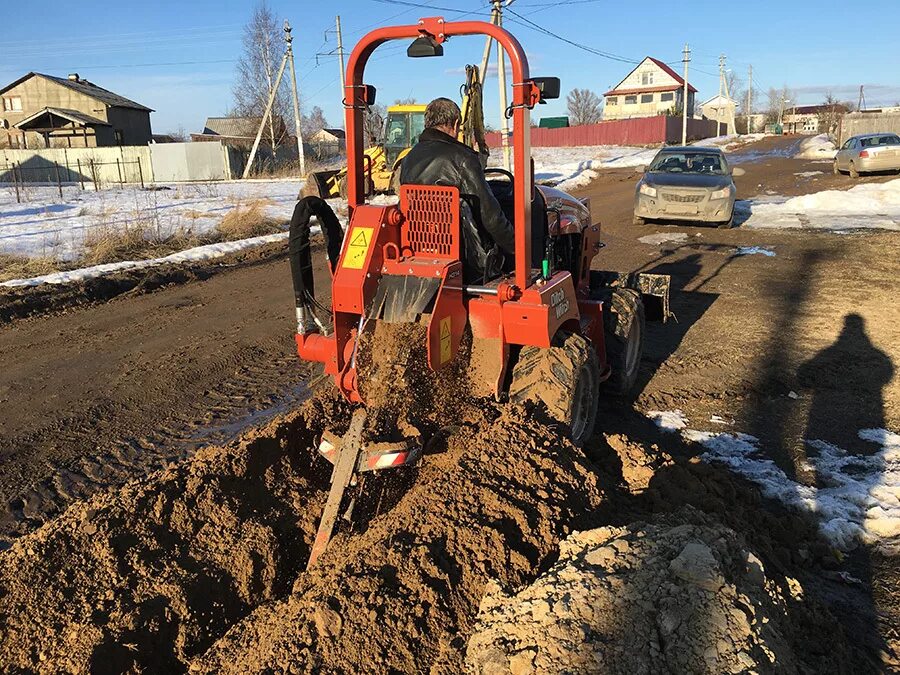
834,133,900,178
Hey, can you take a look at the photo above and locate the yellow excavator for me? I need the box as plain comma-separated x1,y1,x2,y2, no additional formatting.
300,66,487,199
300,104,425,199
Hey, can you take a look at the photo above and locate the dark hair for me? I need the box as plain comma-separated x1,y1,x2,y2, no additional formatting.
425,97,461,129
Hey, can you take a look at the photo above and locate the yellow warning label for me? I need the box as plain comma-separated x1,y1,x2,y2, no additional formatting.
439,316,452,364
342,226,374,269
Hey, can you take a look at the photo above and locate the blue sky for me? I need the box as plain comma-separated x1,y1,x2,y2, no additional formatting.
3,0,899,134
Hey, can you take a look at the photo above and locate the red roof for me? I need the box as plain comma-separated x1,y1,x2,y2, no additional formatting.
604,56,697,97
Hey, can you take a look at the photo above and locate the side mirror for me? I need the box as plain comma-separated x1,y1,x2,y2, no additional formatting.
531,77,560,102
732,167,745,177
407,36,444,58
363,85,377,105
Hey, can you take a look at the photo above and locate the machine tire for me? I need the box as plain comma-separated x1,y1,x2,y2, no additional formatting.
509,331,599,447
601,288,645,396
849,162,859,179
632,215,646,226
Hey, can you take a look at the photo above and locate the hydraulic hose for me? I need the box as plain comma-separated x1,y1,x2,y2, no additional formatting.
288,196,345,333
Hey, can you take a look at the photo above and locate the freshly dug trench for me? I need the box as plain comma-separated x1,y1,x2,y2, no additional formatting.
192,406,605,673
0,392,344,673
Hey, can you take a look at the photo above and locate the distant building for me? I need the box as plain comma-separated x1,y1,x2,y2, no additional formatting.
307,127,345,158
0,72,152,149
783,103,849,135
192,116,288,148
700,94,737,135
603,57,697,121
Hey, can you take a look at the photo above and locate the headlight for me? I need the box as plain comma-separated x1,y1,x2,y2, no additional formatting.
710,186,731,200
639,183,657,198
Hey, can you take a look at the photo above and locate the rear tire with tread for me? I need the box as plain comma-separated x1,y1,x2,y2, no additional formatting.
509,331,599,446
632,215,646,226
601,288,645,396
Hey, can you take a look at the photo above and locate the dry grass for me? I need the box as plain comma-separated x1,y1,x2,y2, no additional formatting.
216,201,283,241
81,224,209,267
0,253,62,283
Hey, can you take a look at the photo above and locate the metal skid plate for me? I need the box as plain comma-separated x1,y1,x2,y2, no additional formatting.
318,430,422,473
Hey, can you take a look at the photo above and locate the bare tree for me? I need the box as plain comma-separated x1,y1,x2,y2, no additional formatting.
393,97,418,105
167,125,188,142
232,1,291,153
566,89,603,126
302,106,328,137
765,85,795,124
364,103,387,145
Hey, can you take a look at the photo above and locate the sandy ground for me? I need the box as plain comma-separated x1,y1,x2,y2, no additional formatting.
0,135,898,671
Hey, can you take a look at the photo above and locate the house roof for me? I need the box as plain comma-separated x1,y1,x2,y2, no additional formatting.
788,104,849,115
701,94,738,106
14,107,110,130
202,116,262,138
321,128,345,138
606,85,683,97
0,72,152,111
605,56,697,97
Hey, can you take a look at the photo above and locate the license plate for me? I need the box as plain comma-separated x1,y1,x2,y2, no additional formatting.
666,204,698,215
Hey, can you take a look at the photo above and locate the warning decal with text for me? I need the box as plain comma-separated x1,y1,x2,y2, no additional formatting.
439,316,452,364
342,227,374,269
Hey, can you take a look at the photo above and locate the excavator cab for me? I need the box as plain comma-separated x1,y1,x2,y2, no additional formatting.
383,105,426,168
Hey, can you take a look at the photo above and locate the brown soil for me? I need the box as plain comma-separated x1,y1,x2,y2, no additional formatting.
0,136,898,671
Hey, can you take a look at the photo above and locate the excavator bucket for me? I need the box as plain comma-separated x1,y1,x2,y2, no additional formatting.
300,170,341,199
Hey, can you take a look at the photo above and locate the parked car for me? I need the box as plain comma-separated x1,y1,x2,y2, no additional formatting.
834,133,900,178
633,147,745,228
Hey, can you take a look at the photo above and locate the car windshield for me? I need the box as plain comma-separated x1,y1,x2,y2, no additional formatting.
859,135,900,147
649,152,726,175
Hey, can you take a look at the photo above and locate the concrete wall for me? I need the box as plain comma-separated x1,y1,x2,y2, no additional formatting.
0,142,233,184
0,145,151,185
838,112,900,145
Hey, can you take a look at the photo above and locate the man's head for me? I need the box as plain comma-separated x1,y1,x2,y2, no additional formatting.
425,97,461,137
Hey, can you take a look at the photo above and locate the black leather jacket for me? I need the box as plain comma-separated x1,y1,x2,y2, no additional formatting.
400,127,515,280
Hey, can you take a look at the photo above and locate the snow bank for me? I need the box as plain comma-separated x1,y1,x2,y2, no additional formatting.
794,134,837,160
740,178,900,231
0,180,304,261
692,133,766,152
649,410,900,552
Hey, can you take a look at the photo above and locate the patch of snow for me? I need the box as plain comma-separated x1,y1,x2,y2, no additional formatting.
649,409,900,552
740,179,900,231
0,180,305,261
0,230,306,288
647,409,688,432
795,171,824,178
638,232,689,246
794,134,837,160
710,415,733,425
692,133,766,152
733,246,776,257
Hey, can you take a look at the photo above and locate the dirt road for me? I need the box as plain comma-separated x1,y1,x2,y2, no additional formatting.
0,135,898,669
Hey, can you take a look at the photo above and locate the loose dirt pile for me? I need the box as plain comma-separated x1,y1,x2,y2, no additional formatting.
465,507,853,674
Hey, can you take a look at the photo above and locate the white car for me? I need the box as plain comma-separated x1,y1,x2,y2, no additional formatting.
834,133,900,178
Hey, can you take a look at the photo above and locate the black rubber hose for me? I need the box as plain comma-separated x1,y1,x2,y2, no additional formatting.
288,196,345,314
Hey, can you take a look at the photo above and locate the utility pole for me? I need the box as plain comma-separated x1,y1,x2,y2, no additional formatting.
746,65,753,134
494,0,512,171
717,54,725,135
681,43,690,145
335,16,346,93
285,21,306,177
858,85,866,111
243,35,291,179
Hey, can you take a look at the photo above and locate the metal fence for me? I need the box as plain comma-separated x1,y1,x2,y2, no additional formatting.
1,159,144,203
838,112,900,146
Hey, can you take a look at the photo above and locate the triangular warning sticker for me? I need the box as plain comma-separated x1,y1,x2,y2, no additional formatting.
440,320,451,338
350,230,369,247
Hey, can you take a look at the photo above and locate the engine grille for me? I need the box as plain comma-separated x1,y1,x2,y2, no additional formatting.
399,185,460,259
661,192,705,203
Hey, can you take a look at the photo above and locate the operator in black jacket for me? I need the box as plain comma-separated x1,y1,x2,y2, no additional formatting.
400,97,516,281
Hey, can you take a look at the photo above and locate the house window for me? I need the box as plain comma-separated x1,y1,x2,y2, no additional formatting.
641,94,654,103
607,97,618,106
641,72,654,85
3,96,22,112
660,92,674,102
625,95,637,104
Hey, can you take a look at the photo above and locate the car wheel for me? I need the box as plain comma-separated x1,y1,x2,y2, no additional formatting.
632,215,646,226
717,214,734,229
849,162,859,179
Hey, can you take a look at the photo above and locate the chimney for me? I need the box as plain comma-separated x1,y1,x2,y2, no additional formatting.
68,73,80,82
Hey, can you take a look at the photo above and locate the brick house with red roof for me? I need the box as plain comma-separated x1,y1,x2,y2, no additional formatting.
602,57,696,121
